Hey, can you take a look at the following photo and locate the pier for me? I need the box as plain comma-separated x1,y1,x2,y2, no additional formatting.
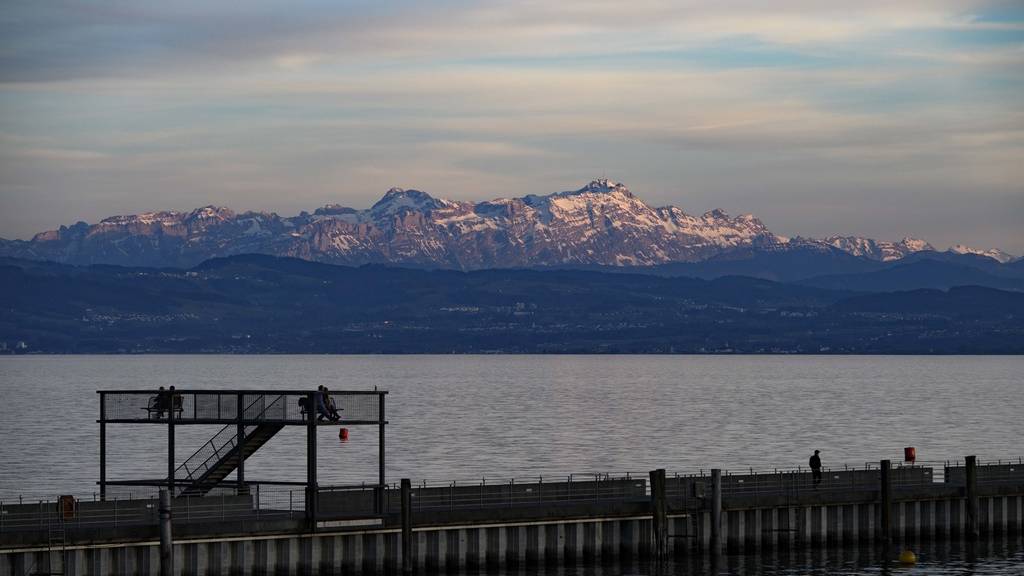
1,389,1022,575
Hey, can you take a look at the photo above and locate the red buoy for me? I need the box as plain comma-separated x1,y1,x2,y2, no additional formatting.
339,428,349,441
904,447,916,463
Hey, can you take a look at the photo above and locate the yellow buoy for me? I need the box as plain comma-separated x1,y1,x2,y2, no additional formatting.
899,550,917,564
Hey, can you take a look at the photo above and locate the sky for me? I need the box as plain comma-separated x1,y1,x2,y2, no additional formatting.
0,1,1022,254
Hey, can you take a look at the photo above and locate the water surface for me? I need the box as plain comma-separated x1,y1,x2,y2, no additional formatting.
0,355,1021,499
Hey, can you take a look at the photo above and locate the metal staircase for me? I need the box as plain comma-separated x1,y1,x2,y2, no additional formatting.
175,395,286,497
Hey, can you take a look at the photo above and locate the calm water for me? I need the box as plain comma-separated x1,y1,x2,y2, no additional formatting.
1,355,1021,498
1,355,1023,575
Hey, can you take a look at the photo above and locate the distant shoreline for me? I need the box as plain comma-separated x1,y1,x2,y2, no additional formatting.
4,254,1022,355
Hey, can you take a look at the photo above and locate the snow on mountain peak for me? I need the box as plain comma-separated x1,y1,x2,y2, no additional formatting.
567,179,632,197
187,206,235,221
949,244,1015,263
897,237,933,252
371,188,440,214
823,235,933,261
6,179,1015,271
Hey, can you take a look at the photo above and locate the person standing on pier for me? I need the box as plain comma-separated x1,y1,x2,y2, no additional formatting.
809,450,823,486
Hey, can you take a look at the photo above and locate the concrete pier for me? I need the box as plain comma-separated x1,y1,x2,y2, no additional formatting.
3,468,1022,575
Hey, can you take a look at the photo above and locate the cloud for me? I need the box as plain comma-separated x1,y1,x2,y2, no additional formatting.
0,1,1022,253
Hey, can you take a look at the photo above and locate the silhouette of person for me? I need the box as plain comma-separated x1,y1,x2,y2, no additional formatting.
155,386,168,419
810,450,823,486
323,386,342,421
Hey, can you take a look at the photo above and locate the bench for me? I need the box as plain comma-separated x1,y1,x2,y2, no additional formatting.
144,394,183,419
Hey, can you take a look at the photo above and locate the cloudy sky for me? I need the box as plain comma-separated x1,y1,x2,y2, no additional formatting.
1,1,1022,253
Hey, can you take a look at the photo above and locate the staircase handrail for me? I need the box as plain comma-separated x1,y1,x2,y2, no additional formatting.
174,394,287,485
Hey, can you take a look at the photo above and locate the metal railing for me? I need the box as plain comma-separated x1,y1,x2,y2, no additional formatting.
175,394,286,487
945,458,1024,487
0,486,306,534
5,458,1022,536
98,390,385,424
376,473,649,514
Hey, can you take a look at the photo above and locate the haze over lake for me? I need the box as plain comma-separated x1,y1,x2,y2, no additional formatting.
1,355,1021,499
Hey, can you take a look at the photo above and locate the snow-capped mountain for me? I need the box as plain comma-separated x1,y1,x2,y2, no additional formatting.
948,244,1015,264
823,236,934,262
0,180,1014,270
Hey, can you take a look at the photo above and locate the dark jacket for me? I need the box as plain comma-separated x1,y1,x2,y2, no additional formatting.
809,454,822,470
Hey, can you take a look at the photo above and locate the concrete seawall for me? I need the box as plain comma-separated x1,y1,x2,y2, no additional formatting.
3,485,1021,575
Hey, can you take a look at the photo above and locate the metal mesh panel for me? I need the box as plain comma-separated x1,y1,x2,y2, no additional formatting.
0,489,304,533
237,392,380,422
945,462,1024,486
192,394,239,420
243,393,293,421
378,475,647,513
103,393,159,420
328,393,380,423
101,391,383,423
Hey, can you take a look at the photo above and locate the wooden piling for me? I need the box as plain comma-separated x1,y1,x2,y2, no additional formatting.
710,469,722,553
649,469,667,563
401,478,413,575
966,455,979,540
880,460,892,544
159,489,173,576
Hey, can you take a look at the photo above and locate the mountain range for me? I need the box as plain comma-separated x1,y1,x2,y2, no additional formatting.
1,180,1016,275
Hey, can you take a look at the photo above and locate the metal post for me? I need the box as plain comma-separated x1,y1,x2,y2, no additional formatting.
378,393,386,514
236,393,245,493
99,393,107,501
966,455,979,540
711,469,722,553
306,392,317,531
159,489,173,576
880,459,892,543
401,478,412,575
650,469,667,563
168,396,176,496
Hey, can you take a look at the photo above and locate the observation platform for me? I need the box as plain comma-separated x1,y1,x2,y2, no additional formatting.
97,389,387,513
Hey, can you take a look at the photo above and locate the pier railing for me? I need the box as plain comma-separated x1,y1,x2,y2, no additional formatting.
378,473,649,514
4,458,1023,537
0,485,308,534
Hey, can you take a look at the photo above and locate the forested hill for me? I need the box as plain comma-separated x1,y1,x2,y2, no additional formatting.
1,255,1021,354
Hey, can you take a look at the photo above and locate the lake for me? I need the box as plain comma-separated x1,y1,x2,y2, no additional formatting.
1,355,1021,499
2,355,1023,574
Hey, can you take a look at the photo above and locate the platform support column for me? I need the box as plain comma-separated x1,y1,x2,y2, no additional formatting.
99,393,107,500
237,392,246,493
306,391,318,531
966,455,979,540
168,397,176,496
378,393,386,514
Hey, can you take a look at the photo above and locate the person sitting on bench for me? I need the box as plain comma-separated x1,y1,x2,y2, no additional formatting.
323,386,342,421
316,385,341,422
151,386,169,419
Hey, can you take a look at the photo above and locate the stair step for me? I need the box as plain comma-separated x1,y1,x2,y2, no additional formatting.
179,423,284,496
